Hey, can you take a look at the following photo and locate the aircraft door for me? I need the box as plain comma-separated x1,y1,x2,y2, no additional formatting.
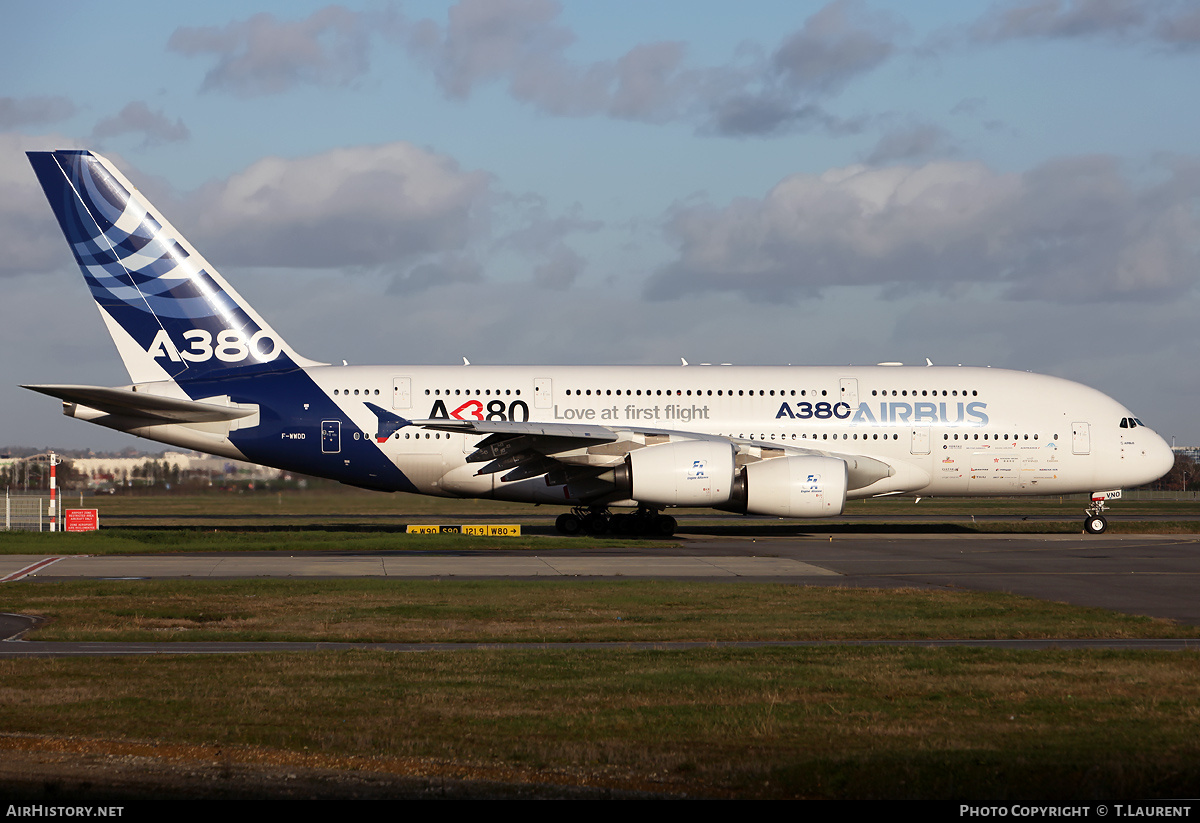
392,377,412,410
1072,422,1091,455
321,420,341,454
911,427,930,455
534,378,553,409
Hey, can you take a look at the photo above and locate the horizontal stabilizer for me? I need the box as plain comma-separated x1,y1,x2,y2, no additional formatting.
22,384,255,424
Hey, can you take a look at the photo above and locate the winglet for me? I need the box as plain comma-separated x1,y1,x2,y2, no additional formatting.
364,402,411,443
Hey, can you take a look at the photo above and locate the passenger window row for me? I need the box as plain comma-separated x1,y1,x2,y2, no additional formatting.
564,388,828,397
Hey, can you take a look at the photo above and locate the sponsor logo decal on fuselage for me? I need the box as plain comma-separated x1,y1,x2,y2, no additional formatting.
428,398,530,422
775,400,989,426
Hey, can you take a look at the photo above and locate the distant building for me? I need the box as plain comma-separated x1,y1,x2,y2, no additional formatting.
4,451,281,490
1172,446,1200,463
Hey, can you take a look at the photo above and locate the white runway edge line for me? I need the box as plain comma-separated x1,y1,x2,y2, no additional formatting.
0,556,80,583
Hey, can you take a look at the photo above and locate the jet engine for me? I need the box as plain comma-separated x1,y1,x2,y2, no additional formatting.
723,455,848,517
605,440,736,507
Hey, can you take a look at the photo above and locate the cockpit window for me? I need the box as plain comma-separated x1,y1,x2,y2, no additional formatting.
1119,417,1140,428
1120,418,1128,428
1135,418,1145,427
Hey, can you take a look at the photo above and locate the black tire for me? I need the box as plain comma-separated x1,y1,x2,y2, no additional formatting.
584,513,610,536
1084,514,1108,535
556,513,583,536
654,514,677,537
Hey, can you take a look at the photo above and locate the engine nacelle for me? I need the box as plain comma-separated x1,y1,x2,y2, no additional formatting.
610,440,737,507
738,455,848,517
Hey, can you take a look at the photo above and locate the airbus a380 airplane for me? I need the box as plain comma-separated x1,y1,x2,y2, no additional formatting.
24,150,1173,536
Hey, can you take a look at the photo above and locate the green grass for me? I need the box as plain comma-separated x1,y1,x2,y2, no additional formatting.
6,579,1192,642
3,647,1199,799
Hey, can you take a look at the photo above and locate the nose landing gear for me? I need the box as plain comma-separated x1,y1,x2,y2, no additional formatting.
1083,491,1117,534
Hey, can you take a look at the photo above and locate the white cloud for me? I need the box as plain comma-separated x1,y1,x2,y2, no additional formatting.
866,123,957,164
0,96,75,129
646,157,1200,303
92,102,190,147
388,253,483,294
0,133,90,277
409,0,901,135
410,0,573,100
971,0,1200,49
173,2,901,137
972,0,1148,42
531,245,584,289
184,142,492,269
771,0,900,94
168,6,396,96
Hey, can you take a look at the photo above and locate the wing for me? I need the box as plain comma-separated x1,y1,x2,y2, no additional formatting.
409,417,641,483
400,416,895,490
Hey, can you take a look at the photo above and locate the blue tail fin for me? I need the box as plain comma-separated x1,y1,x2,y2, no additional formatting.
28,150,320,385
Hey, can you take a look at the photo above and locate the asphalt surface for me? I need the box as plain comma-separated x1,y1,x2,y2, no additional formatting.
2,532,1199,655
690,532,1200,625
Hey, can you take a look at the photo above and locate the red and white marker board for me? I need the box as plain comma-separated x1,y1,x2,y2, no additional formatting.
64,509,99,532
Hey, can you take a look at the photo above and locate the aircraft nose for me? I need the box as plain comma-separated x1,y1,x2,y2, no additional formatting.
1145,431,1175,484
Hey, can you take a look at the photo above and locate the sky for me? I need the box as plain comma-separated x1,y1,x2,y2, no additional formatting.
3,0,1200,450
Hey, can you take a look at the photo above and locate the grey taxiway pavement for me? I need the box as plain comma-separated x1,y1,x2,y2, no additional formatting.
0,551,834,582
4,531,1200,625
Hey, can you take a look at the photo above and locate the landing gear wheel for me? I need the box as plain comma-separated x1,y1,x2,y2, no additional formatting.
1084,515,1108,535
584,512,610,536
559,506,674,538
654,514,677,537
556,513,583,536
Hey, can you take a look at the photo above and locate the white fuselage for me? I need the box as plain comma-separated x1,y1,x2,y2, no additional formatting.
276,363,1172,504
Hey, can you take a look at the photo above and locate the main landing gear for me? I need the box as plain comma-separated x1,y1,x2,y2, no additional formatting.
555,506,677,537
1083,495,1109,535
